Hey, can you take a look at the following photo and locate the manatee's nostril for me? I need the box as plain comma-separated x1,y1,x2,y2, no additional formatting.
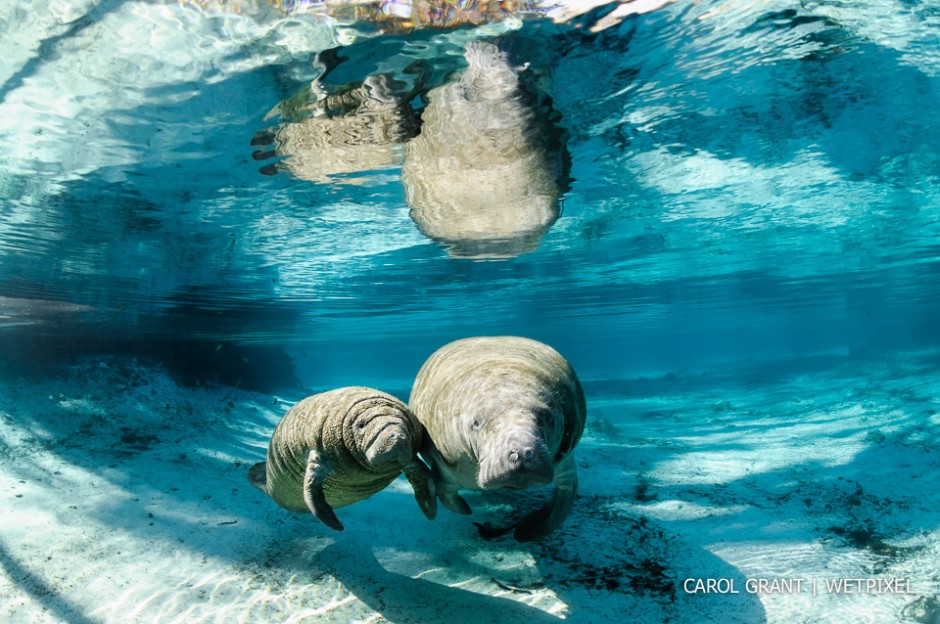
509,448,537,464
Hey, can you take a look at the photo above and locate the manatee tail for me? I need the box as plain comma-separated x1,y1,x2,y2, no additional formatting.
248,462,268,491
462,40,519,95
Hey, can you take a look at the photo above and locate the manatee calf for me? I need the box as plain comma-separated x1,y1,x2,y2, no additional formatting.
409,336,585,541
249,386,436,531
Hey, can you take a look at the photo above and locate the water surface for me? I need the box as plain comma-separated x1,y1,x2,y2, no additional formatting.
1,2,939,621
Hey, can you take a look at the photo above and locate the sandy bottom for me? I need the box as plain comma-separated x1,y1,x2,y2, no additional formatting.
2,350,939,623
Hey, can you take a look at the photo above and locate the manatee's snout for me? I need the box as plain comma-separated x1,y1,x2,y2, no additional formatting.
365,428,412,468
478,435,553,490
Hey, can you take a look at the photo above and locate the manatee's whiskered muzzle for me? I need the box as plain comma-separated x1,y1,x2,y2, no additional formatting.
477,437,553,490
365,427,412,468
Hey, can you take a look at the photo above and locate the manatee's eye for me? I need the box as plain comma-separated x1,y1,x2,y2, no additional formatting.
472,419,482,431
535,409,551,428
358,421,367,429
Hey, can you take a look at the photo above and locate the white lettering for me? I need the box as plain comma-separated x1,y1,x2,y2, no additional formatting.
823,578,914,594
745,578,805,594
825,578,845,593
686,576,912,596
682,578,740,594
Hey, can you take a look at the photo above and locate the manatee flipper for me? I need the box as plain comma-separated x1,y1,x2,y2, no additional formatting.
476,453,578,541
421,441,472,515
438,482,472,516
513,453,578,542
474,521,514,540
403,458,438,520
303,450,344,532
248,462,268,490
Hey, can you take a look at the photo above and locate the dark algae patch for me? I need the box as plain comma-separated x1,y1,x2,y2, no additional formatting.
119,429,160,451
561,558,675,598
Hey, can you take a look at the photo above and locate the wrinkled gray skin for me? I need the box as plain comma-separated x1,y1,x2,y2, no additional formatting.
409,336,585,541
249,386,436,531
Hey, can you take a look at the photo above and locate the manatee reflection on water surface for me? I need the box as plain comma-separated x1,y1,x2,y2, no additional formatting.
250,2,592,258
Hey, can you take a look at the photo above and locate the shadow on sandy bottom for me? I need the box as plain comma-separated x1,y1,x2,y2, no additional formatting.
511,490,766,624
322,542,566,624
278,487,768,624
0,538,100,624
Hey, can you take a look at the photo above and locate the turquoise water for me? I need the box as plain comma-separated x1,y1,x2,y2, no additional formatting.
1,2,940,622
1,0,937,388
